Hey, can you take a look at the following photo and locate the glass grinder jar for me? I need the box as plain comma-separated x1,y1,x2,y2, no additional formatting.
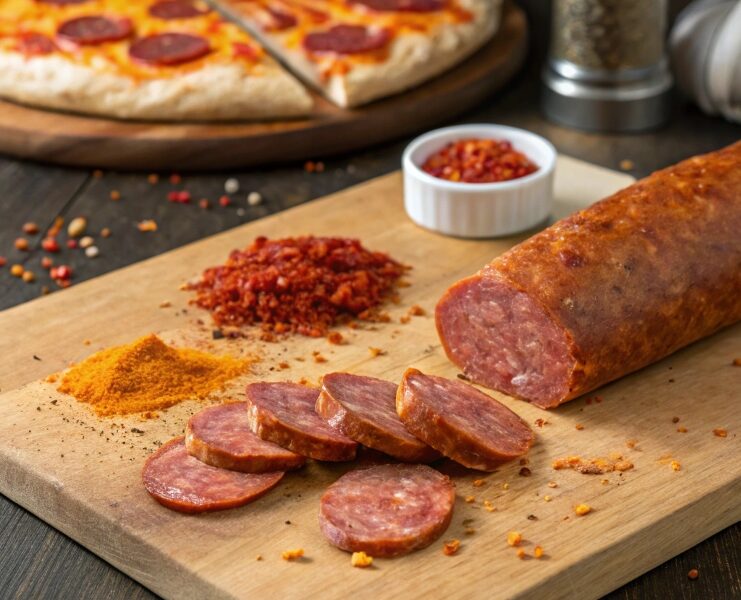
542,0,673,132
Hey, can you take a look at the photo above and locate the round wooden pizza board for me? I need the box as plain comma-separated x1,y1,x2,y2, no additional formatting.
0,3,527,171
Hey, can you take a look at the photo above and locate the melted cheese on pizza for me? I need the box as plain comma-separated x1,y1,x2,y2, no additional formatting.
0,0,270,81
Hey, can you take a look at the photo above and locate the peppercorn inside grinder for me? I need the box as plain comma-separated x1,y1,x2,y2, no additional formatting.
541,0,673,132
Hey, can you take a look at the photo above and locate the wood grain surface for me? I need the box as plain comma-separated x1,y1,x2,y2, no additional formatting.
1,161,739,600
0,4,526,171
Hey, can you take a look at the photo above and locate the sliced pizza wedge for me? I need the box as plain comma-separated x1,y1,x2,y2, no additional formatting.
212,0,501,107
0,0,312,121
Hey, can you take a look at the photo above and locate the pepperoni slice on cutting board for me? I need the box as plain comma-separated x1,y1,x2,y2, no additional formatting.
246,382,357,461
186,402,306,473
317,373,439,463
396,368,534,471
16,33,57,55
303,24,391,55
129,33,211,66
149,0,209,20
351,0,446,12
319,464,455,557
57,15,133,46
142,437,284,513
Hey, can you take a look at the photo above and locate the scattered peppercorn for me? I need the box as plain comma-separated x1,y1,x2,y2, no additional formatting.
22,222,39,235
100,227,112,238
10,264,24,277
713,428,728,438
22,270,35,283
147,173,159,185
0,256,6,267
688,568,699,580
110,190,121,201
507,531,522,546
169,173,182,184
198,198,210,209
14,238,29,251
533,546,544,559
67,240,78,249
137,220,158,232
67,217,87,238
93,169,104,178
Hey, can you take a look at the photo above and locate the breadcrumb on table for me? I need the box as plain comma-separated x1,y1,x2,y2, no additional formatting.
443,539,461,556
281,549,304,561
507,531,522,547
574,504,592,516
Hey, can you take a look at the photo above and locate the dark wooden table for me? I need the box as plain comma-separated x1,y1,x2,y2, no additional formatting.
1,3,739,598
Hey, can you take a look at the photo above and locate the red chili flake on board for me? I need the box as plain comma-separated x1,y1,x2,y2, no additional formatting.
218,195,231,207
41,238,60,253
421,138,538,184
186,236,409,337
50,265,72,281
67,239,78,249
0,257,6,267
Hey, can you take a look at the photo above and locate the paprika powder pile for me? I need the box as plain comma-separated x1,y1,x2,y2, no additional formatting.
57,334,251,417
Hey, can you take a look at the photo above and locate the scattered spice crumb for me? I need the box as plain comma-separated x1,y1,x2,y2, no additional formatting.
507,531,522,547
552,453,633,475
442,539,461,556
408,305,425,316
626,439,638,449
677,426,688,433
313,353,328,364
575,423,584,430
670,461,681,472
255,554,263,561
473,479,485,487
547,481,558,488
502,483,510,490
688,568,699,580
516,548,527,560
543,495,552,502
137,220,157,232
534,545,544,559
483,500,496,512
159,300,172,308
619,159,635,171
100,227,111,238
534,418,549,427
281,549,304,561
574,503,592,516
519,467,532,477
672,416,680,423
713,428,727,438
22,271,35,283
110,190,121,201
731,358,741,367
351,551,373,567
368,347,385,357
14,238,29,251
327,332,343,345
465,495,475,503
464,527,476,535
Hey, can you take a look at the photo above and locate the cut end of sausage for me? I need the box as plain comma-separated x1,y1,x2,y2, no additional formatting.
435,272,576,408
319,464,454,558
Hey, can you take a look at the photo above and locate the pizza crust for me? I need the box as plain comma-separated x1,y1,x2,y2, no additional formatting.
0,52,313,121
224,0,501,108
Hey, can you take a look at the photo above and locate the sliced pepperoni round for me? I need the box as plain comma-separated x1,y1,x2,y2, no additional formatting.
265,6,298,30
142,437,284,513
246,382,357,461
303,24,391,55
397,368,534,471
186,402,306,473
319,464,455,557
16,33,57,56
149,0,209,20
57,16,133,46
317,373,439,463
351,0,445,12
129,33,210,66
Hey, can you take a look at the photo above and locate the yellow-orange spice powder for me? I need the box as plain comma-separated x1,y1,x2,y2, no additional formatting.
57,334,252,417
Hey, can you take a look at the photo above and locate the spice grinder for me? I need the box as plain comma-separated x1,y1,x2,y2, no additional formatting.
542,0,673,132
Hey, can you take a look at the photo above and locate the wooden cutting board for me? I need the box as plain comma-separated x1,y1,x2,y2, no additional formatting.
0,157,739,600
0,4,526,171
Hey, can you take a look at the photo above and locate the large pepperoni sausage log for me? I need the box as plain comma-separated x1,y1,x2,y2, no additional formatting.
319,464,455,558
316,373,439,463
397,369,534,471
436,142,741,409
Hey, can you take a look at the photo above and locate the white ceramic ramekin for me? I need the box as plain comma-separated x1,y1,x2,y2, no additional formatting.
402,124,556,238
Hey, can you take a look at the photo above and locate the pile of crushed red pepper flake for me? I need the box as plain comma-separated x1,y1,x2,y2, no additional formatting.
185,235,409,337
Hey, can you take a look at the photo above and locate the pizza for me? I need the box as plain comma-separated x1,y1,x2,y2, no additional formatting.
217,0,501,107
0,0,312,120
0,0,501,120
